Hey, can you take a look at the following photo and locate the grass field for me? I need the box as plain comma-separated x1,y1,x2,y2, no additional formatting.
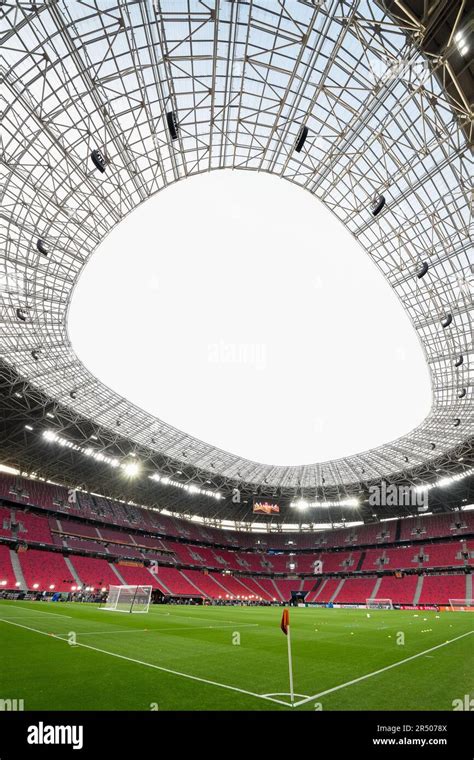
0,600,472,711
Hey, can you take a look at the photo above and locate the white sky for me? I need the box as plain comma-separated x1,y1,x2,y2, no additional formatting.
68,170,432,466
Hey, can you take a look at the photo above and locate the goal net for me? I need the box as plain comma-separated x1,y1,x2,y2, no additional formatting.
449,599,474,612
101,585,152,613
366,598,393,610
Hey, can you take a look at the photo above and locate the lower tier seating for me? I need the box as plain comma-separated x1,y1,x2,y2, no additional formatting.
0,545,17,588
417,574,467,604
67,555,121,589
18,549,74,591
0,548,470,605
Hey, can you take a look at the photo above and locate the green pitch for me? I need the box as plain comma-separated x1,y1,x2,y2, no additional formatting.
0,599,472,711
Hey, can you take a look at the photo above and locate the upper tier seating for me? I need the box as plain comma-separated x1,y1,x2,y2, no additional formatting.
1,473,472,550
1,506,472,580
15,512,53,544
413,542,470,568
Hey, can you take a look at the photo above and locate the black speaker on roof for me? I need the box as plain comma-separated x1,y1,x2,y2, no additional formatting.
454,355,464,367
31,350,40,361
37,239,49,256
441,313,452,328
70,390,78,399
294,125,308,153
16,308,27,322
90,149,106,173
166,111,179,140
458,388,466,399
453,418,461,427
416,261,429,279
370,194,385,216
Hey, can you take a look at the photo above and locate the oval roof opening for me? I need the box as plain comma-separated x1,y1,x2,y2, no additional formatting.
68,170,432,466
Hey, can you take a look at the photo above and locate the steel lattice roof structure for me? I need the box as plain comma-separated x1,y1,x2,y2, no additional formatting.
0,0,473,511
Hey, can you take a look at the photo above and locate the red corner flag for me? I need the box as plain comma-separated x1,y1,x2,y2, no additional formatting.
281,608,290,635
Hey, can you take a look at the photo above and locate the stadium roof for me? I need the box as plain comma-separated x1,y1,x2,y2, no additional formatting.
1,0,473,512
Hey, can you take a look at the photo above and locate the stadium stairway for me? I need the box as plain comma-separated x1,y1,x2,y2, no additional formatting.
394,519,402,542
180,570,209,597
204,572,233,597
331,578,345,602
110,564,127,584
306,577,327,602
314,578,329,601
270,578,285,601
232,576,266,599
413,575,424,605
64,557,82,586
466,574,472,602
147,568,174,595
9,549,27,590
310,577,323,597
370,576,383,599
230,576,270,600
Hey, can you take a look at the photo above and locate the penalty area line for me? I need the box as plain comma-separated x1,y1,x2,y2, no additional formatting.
292,629,474,708
0,617,289,708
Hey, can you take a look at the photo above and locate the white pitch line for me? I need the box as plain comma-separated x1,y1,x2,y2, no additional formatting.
149,611,258,626
53,623,260,637
53,628,150,637
292,630,474,708
0,618,289,708
0,605,72,618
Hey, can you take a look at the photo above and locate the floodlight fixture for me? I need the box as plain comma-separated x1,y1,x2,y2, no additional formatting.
90,148,106,173
294,124,308,153
122,461,140,477
36,239,49,256
166,111,179,140
370,194,385,216
416,262,429,278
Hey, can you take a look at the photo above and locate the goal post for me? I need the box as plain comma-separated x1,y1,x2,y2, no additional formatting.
449,599,474,612
101,585,152,613
366,598,393,610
